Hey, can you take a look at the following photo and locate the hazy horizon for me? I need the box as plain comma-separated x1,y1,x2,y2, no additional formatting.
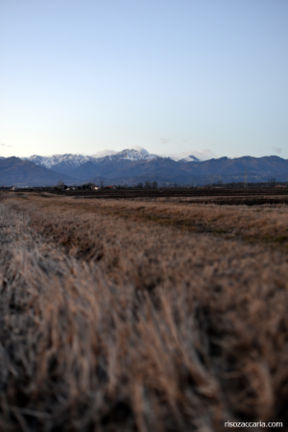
1,145,288,161
1,0,287,158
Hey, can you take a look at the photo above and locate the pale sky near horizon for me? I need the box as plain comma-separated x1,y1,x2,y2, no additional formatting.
0,0,287,158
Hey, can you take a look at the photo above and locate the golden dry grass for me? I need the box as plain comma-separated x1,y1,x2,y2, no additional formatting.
0,192,287,431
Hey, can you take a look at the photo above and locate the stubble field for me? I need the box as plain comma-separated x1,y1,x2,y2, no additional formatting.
0,191,287,431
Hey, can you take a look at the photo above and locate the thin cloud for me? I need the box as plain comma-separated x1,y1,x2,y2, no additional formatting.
0,142,12,148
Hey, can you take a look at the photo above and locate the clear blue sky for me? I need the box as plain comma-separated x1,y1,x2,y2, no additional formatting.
1,0,287,158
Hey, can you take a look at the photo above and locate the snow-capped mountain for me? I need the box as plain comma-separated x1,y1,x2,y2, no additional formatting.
3,151,288,186
28,154,94,169
109,148,157,161
23,147,219,185
0,157,75,187
171,154,200,162
165,149,215,162
27,147,158,169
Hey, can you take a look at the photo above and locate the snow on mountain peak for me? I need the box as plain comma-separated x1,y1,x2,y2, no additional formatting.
116,147,157,161
165,149,216,162
28,154,92,169
27,148,157,168
27,147,214,169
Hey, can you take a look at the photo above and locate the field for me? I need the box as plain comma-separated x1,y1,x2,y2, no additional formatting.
0,189,287,431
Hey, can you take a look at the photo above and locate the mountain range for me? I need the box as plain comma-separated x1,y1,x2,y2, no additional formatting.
0,148,287,187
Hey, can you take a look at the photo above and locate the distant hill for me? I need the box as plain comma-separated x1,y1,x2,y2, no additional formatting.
27,149,288,185
1,150,288,186
0,157,75,187
84,155,288,186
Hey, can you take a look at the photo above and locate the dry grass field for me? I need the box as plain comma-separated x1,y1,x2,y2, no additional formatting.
0,191,287,431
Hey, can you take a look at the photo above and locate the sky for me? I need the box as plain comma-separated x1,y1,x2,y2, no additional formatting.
0,0,287,158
